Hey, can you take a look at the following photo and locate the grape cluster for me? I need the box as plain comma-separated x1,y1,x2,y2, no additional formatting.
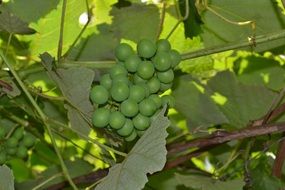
0,127,36,164
90,39,180,142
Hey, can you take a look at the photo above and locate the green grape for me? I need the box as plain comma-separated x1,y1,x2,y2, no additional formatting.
0,152,6,164
153,52,171,71
125,54,141,73
117,119,134,136
7,148,17,155
112,74,130,85
23,133,36,147
169,49,181,68
125,130,137,142
110,64,128,79
149,94,162,109
100,74,112,90
115,43,134,61
160,82,173,91
133,114,150,130
162,95,175,107
120,99,139,117
136,130,145,137
137,61,155,80
0,127,6,139
129,85,145,103
157,39,171,52
13,127,24,140
6,137,18,148
109,111,126,129
137,39,157,58
90,85,109,105
110,82,129,102
157,69,174,84
133,74,147,84
92,108,110,128
139,98,157,116
139,83,150,98
147,77,160,94
16,146,28,159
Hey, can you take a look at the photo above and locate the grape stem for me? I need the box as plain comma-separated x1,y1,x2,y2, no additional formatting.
0,51,79,190
57,0,67,64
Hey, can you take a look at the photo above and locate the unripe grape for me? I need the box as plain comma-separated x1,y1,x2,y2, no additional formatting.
139,83,150,98
90,85,109,105
169,49,181,68
157,69,174,84
13,127,24,140
109,111,126,129
110,82,129,102
133,74,147,84
139,98,157,116
115,43,134,61
147,77,160,94
92,108,110,128
137,61,155,80
153,52,171,71
117,119,134,136
100,74,112,90
129,85,145,103
136,130,145,137
125,130,137,142
137,39,157,58
23,133,36,147
16,146,28,159
157,39,171,52
160,82,173,91
6,137,18,148
7,148,17,155
133,114,150,130
112,74,130,85
162,95,175,107
110,65,128,78
120,99,139,117
125,54,141,73
149,94,162,109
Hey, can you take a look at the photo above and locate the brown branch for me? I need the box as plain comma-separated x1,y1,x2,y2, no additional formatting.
167,122,285,155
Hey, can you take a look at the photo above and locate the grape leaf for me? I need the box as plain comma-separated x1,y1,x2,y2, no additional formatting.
0,7,35,34
40,53,95,136
175,173,244,190
0,165,14,190
95,107,170,190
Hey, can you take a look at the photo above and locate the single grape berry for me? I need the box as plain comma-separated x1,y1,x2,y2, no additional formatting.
137,39,157,58
16,146,28,159
100,74,112,90
110,64,128,79
139,83,150,98
129,85,145,103
125,130,137,142
147,77,160,94
156,39,171,52
7,148,17,155
133,114,150,130
23,133,36,147
120,99,139,117
6,137,18,148
137,61,155,80
112,74,130,85
136,130,145,137
115,43,134,61
169,49,181,68
90,85,109,105
117,119,134,136
133,74,147,84
92,108,110,128
110,82,129,102
13,127,24,140
153,52,171,71
160,82,173,91
139,98,157,117
157,69,174,84
109,111,126,129
125,54,141,73
149,94,162,109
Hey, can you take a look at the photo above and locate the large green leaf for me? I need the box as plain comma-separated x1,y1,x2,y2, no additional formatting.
95,107,170,190
0,165,14,190
175,173,244,190
201,0,285,51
